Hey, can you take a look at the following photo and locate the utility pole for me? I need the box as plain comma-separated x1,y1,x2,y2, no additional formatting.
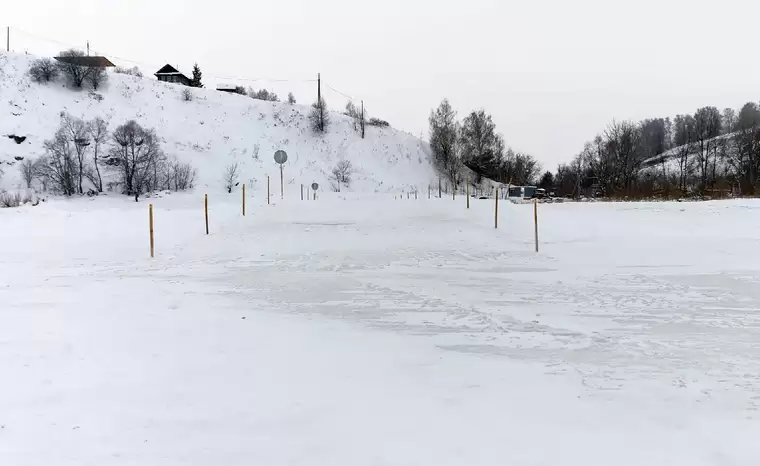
317,73,322,131
86,41,90,56
361,100,365,139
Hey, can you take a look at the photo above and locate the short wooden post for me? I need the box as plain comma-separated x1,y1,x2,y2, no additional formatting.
428,185,431,199
301,184,304,201
204,193,209,235
466,178,470,209
242,184,246,216
494,187,499,229
267,176,270,205
438,179,442,198
149,203,154,258
534,198,539,252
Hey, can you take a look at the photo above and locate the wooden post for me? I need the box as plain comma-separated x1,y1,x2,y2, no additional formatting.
534,199,539,252
149,204,154,258
301,184,304,201
280,164,284,200
428,185,431,199
267,176,270,205
242,184,246,216
438,179,442,198
415,190,418,200
466,178,470,209
494,187,499,229
204,194,209,235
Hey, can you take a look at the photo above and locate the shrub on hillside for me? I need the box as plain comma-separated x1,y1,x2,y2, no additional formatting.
0,192,34,208
330,160,353,192
368,117,390,128
248,88,279,102
181,88,193,102
114,66,143,78
28,58,59,83
87,66,108,90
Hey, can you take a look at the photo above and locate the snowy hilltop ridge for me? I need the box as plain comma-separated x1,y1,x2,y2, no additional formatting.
0,52,436,196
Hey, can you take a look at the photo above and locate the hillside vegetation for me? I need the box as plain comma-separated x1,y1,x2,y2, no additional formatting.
0,52,435,199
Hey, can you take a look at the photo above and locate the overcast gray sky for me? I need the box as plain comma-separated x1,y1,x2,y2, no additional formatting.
6,0,760,169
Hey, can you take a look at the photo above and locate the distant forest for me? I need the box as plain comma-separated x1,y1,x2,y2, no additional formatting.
553,102,760,199
428,98,760,199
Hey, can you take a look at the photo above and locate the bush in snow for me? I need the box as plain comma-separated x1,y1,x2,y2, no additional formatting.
0,192,23,208
287,92,296,104
86,67,108,90
28,58,59,83
248,88,279,102
113,66,143,78
330,160,353,192
181,88,193,102
368,117,390,128
224,162,240,193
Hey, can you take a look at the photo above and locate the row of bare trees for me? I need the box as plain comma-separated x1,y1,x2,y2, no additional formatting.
31,113,195,201
554,102,760,198
429,99,542,189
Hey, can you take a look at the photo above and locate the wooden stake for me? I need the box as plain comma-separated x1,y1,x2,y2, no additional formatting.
242,184,246,216
149,203,154,258
301,184,304,201
438,179,442,198
267,176,270,205
428,185,431,199
494,187,499,229
204,194,209,235
534,198,539,252
466,178,470,209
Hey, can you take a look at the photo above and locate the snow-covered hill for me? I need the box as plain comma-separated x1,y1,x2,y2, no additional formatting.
0,52,436,196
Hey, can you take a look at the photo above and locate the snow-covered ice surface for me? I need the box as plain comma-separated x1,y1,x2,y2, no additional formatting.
2,195,760,465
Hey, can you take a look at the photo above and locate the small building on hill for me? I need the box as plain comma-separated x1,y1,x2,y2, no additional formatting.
54,55,115,68
216,84,238,93
154,64,191,86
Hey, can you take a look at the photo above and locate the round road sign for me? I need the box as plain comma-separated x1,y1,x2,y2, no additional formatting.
274,150,288,164
311,182,319,191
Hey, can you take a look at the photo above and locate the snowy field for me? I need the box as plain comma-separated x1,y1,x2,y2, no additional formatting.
2,194,760,465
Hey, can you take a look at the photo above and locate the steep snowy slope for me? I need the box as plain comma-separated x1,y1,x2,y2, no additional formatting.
0,53,436,195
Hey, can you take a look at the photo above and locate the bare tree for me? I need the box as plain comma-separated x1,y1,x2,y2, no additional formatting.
181,88,193,102
39,128,78,195
309,97,330,133
429,99,460,187
19,159,37,188
224,163,240,193
87,66,108,90
108,121,164,201
288,92,296,104
28,58,59,83
60,113,91,194
87,117,108,192
693,106,723,192
56,49,92,88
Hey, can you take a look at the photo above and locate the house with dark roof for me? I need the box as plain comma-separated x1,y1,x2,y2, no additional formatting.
154,64,191,86
54,55,115,68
